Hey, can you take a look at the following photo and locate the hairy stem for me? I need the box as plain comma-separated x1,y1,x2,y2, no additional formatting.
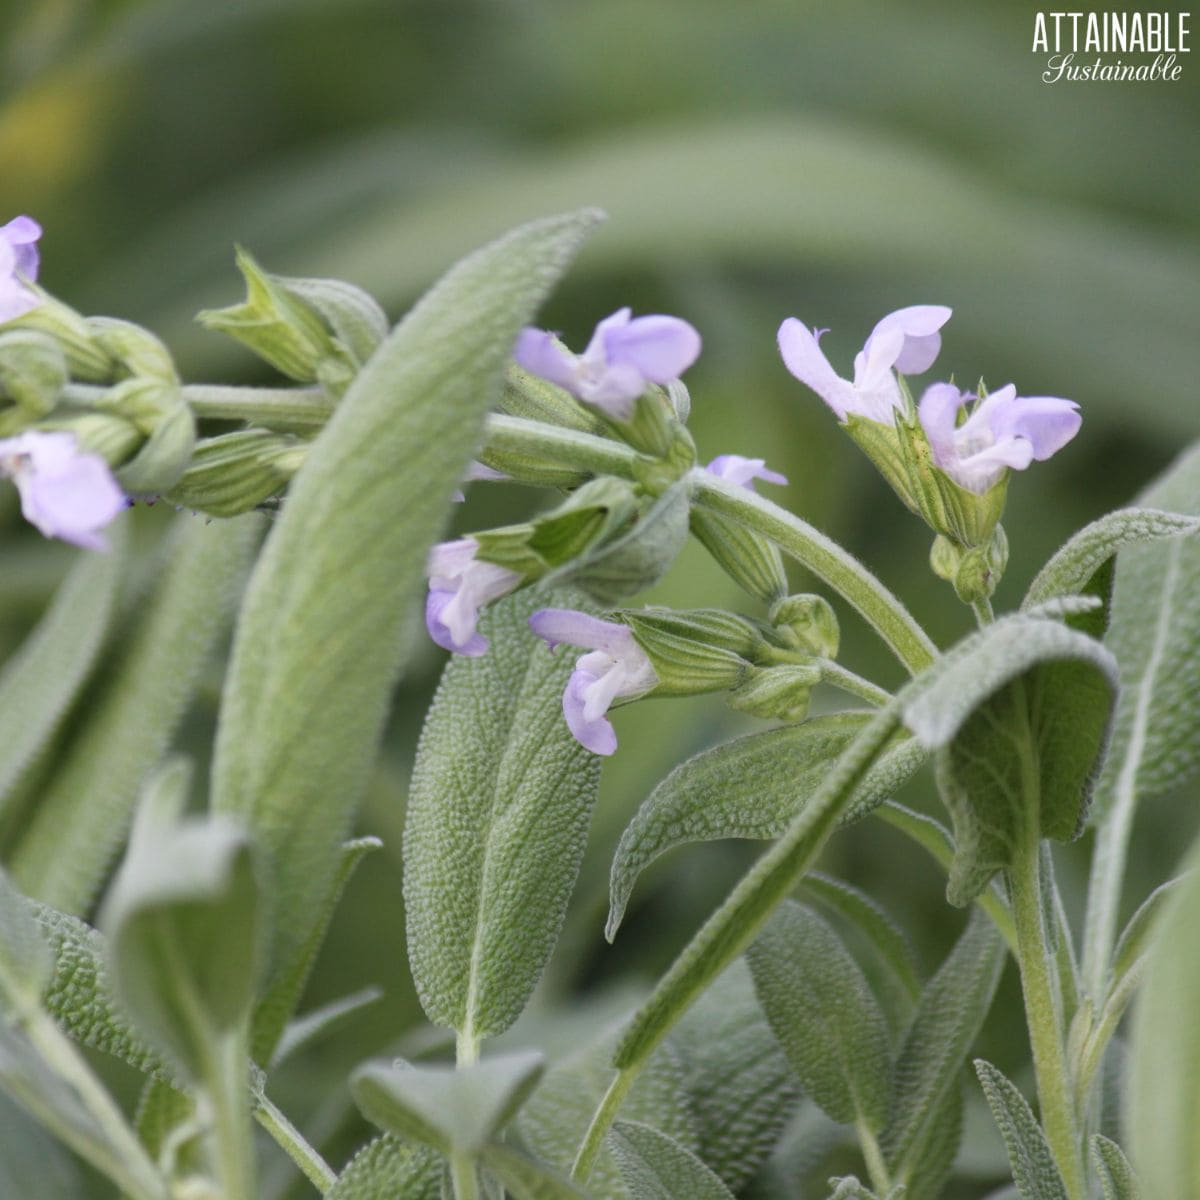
817,659,893,707
254,1092,336,1195
571,1067,636,1183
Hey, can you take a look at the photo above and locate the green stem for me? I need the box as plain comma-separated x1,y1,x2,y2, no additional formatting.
456,1026,481,1067
449,1152,480,1200
856,1119,892,1196
971,596,996,627
817,659,892,708
691,472,937,676
571,1066,636,1183
1010,827,1085,1200
254,1093,335,1195
203,1030,257,1200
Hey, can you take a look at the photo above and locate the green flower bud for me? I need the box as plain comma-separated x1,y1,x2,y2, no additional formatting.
98,378,197,494
768,593,840,658
273,274,388,369
165,430,307,517
619,607,756,696
500,364,607,435
197,248,354,389
49,412,142,464
87,317,177,384
0,329,68,416
728,663,821,722
9,288,115,382
690,508,788,605
930,524,1009,603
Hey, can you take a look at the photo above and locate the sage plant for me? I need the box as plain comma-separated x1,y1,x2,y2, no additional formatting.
0,208,1197,1200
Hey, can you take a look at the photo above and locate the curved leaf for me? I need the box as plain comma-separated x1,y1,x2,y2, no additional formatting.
610,1120,736,1200
974,1060,1068,1200
327,1134,441,1200
1091,1135,1140,1200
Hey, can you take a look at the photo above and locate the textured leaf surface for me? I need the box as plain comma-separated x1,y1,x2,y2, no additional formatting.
481,1143,590,1199
518,1031,697,1200
606,716,925,938
270,985,383,1070
882,911,1005,1194
351,1051,544,1155
747,901,891,1131
1091,1135,1140,1200
668,959,799,1192
0,869,50,1021
9,515,260,914
0,524,126,814
327,1134,441,1200
610,1120,736,1200
901,613,1117,904
975,1060,1068,1200
1022,507,1199,611
211,210,600,982
1129,845,1200,1198
405,588,601,1041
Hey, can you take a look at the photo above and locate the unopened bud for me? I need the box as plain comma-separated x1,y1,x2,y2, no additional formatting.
500,364,606,435
10,289,114,382
690,508,788,605
98,379,196,494
87,317,177,384
768,593,840,658
620,608,754,695
0,329,68,415
728,663,821,721
166,430,307,516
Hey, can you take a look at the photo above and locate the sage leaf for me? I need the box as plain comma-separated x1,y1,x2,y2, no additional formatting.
610,1120,736,1200
669,959,799,1192
480,1143,590,1199
0,522,126,814
0,1090,82,1199
1022,507,1200,615
974,1059,1068,1200
901,613,1117,905
269,985,383,1070
9,514,260,914
606,715,925,939
212,209,599,985
746,901,891,1132
1128,844,1200,1198
1091,1135,1140,1200
882,911,1005,1194
351,1051,544,1155
404,588,601,1042
98,815,264,1082
328,1135,441,1200
1111,877,1180,986
0,868,50,1019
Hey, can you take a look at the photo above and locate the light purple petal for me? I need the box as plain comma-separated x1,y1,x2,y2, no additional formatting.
777,318,859,420
575,361,646,418
706,454,788,490
562,668,618,755
918,383,969,462
463,461,508,483
2,215,42,281
603,314,702,384
425,589,489,656
427,536,479,584
865,305,952,374
513,328,580,392
582,307,632,363
947,437,1035,494
528,608,634,656
990,395,1081,460
0,277,40,323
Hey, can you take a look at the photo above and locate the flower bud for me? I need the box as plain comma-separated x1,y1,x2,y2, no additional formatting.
97,378,197,494
768,593,840,658
619,607,756,695
623,388,693,465
0,329,68,416
930,524,1009,603
728,663,821,721
9,289,115,382
197,248,354,389
87,317,177,384
165,430,307,517
500,364,606,435
274,274,388,369
690,507,788,605
51,412,142,464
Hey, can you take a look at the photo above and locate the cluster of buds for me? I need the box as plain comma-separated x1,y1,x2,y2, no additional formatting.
778,306,1080,601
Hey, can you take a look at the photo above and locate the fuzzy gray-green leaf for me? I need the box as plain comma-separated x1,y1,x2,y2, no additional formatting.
975,1059,1068,1200
327,1134,441,1200
404,588,601,1041
481,1143,591,1199
746,901,891,1132
1091,1135,1140,1200
610,1120,737,1200
212,210,599,986
606,716,925,939
0,869,51,1018
0,523,126,814
9,515,259,914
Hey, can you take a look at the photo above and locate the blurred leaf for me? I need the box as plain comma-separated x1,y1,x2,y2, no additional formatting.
669,958,799,1193
610,1120,736,1200
901,613,1117,905
746,900,891,1132
269,985,382,1071
352,1051,544,1156
1129,842,1200,1197
481,1142,590,1200
0,867,50,1018
9,513,261,914
974,1059,1067,1200
606,716,925,939
404,588,601,1043
1091,1135,1140,1200
881,911,1005,1195
99,815,263,1082
0,1089,82,1198
1111,877,1180,988
211,209,601,987
327,1134,441,1200
0,520,126,815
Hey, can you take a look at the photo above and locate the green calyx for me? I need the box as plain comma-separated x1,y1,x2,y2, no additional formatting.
619,606,763,695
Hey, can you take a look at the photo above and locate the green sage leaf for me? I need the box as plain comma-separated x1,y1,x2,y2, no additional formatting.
211,209,600,987
746,900,891,1132
974,1059,1068,1200
610,1120,736,1200
0,868,50,1019
327,1135,441,1200
606,715,925,939
270,985,383,1070
1091,1134,1140,1200
0,1090,82,1199
404,588,601,1042
481,1143,591,1200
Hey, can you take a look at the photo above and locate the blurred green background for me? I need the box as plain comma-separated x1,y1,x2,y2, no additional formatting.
1,1,1197,1195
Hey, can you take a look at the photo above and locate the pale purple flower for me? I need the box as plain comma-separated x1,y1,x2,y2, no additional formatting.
451,460,508,503
0,431,127,549
529,609,658,756
514,307,701,420
0,215,43,323
777,305,952,424
706,454,788,491
425,537,522,656
918,382,1081,495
